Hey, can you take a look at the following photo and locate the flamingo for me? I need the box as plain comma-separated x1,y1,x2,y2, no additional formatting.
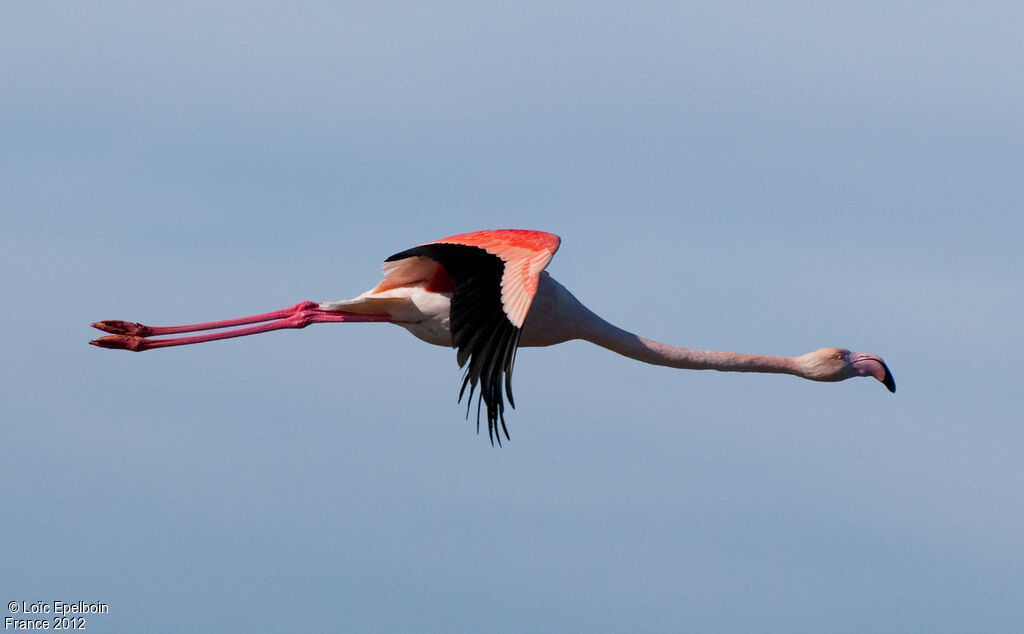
91,229,895,443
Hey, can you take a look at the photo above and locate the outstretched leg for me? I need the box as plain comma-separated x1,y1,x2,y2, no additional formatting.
90,301,391,351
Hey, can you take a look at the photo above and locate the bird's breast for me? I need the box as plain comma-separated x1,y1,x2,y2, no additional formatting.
518,273,596,347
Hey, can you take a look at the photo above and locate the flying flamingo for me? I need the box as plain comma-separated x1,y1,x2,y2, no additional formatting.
91,229,895,443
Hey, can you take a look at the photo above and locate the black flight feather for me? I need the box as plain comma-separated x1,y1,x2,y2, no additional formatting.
385,243,520,445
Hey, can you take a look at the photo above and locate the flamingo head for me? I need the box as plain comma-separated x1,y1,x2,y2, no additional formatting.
799,347,895,392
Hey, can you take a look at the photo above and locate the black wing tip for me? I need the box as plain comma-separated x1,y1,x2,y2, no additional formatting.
461,382,514,447
406,242,524,444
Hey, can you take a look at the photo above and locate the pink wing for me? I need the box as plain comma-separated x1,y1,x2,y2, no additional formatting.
384,229,561,444
426,229,561,327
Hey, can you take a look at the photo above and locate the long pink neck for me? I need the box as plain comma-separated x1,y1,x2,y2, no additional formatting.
580,317,801,377
525,273,803,377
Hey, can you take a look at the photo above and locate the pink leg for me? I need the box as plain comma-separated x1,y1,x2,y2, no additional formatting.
90,301,392,351
91,301,324,336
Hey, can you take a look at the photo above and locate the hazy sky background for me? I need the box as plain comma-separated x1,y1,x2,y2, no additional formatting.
3,2,1022,631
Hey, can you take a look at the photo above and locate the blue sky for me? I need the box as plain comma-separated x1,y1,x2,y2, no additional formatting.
3,2,1022,631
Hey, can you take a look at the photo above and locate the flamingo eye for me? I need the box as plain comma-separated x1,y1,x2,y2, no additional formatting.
834,351,843,360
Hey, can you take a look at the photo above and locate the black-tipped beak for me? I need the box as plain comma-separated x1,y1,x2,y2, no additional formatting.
850,352,895,393
880,362,895,393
